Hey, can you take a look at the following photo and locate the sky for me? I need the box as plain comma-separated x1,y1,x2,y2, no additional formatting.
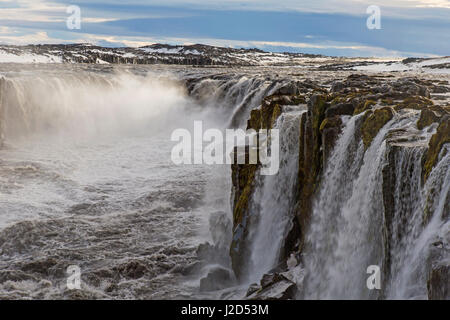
0,0,449,57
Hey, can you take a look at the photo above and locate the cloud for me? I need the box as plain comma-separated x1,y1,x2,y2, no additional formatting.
0,0,448,57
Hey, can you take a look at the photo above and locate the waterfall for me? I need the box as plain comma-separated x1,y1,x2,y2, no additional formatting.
1,65,448,299
188,74,287,128
0,70,189,142
303,109,449,299
387,144,449,299
302,114,366,298
246,107,306,282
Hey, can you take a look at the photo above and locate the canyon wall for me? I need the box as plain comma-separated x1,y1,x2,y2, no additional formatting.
229,74,450,299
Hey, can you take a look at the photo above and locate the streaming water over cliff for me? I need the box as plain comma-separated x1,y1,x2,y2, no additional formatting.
386,144,449,299
1,64,449,300
0,65,237,299
188,74,289,128
0,64,298,299
247,107,305,282
302,109,449,299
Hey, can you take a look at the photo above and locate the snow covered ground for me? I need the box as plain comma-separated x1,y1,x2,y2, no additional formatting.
0,48,62,63
0,43,449,74
354,57,450,74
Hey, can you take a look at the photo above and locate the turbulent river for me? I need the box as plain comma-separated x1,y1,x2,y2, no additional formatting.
0,65,238,299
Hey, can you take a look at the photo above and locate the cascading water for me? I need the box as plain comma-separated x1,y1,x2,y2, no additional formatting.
387,144,449,299
0,64,298,299
0,64,448,300
0,70,191,141
302,114,366,298
0,65,245,299
246,106,306,282
188,74,288,128
303,108,449,299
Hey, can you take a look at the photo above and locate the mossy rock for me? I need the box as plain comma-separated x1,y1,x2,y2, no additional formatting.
232,163,258,225
417,109,441,130
310,95,328,133
361,107,394,149
422,116,450,182
329,95,346,106
381,98,394,105
291,95,307,105
395,95,434,111
270,103,282,127
354,99,376,115
247,109,262,130
319,116,342,133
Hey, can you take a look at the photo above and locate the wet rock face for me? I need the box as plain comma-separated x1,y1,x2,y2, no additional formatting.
325,102,354,118
417,109,441,130
0,77,4,147
320,115,343,164
247,278,297,300
246,273,297,300
244,265,304,300
427,264,449,300
229,73,450,298
360,107,394,149
199,266,236,292
422,115,450,182
230,93,300,280
295,94,330,249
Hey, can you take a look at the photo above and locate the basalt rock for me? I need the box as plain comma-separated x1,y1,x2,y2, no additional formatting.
392,79,431,98
427,264,449,300
199,266,236,292
320,115,343,164
331,81,345,92
325,102,354,118
354,99,377,115
228,74,450,298
395,96,434,111
417,109,442,130
230,94,303,280
294,94,329,250
360,107,394,149
422,115,450,182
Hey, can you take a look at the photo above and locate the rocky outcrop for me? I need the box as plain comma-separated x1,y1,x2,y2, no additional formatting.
360,107,394,149
294,94,328,248
228,73,450,299
422,116,450,182
199,266,236,292
230,93,303,280
427,264,449,300
246,276,297,300
245,264,304,300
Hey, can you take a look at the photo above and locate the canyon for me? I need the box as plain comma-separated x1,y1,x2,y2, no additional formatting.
0,45,448,299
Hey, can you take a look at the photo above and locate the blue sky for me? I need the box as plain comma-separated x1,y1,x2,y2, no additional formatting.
0,0,449,57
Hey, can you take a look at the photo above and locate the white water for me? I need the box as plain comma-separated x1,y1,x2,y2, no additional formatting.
247,106,306,282
304,109,449,299
0,65,240,299
387,144,450,299
1,64,448,299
